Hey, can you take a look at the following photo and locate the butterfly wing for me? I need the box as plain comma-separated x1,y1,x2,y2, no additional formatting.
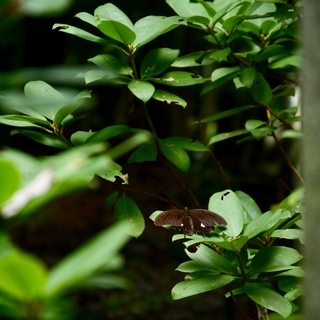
189,209,227,233
154,209,185,228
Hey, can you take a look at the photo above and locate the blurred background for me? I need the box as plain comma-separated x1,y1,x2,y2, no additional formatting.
0,0,299,319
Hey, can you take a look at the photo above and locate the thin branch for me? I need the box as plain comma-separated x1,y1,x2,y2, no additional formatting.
271,131,304,184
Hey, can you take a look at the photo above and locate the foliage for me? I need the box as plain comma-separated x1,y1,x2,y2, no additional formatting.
0,0,303,319
151,189,304,319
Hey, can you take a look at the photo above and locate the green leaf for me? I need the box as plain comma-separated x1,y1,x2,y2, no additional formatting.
244,283,292,319
46,221,132,296
84,69,129,85
208,47,231,62
95,4,135,44
128,80,155,103
52,24,107,44
24,81,65,120
251,246,302,273
175,261,205,273
134,15,182,48
209,190,245,237
171,274,234,300
70,131,96,146
269,55,300,69
254,45,287,61
159,139,190,172
166,0,211,21
239,68,256,88
128,142,157,163
0,250,48,300
54,90,91,125
0,159,21,206
212,235,249,251
164,137,210,152
210,66,241,89
17,130,69,149
243,209,293,239
152,90,187,108
86,125,132,143
235,190,262,222
149,71,205,87
199,105,256,123
0,115,46,128
250,71,272,106
209,129,248,144
114,197,145,238
186,244,238,274
172,52,215,67
140,48,180,78
271,229,304,244
88,54,132,76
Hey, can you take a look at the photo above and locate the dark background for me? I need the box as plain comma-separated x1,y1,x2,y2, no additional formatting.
0,1,298,319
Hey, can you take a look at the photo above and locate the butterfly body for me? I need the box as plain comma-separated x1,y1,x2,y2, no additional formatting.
154,208,227,235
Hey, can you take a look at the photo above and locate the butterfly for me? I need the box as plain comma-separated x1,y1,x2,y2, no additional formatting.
154,208,227,236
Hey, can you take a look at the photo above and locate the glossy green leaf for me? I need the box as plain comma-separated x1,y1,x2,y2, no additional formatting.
46,221,132,296
150,71,205,87
164,137,209,152
70,131,96,146
186,244,238,274
239,68,256,88
0,250,48,300
152,90,187,108
255,45,286,61
54,90,91,125
175,261,206,273
128,80,155,103
271,229,304,244
140,48,179,78
52,24,107,44
86,125,131,143
134,15,182,47
208,47,231,62
213,235,249,251
250,71,272,106
159,139,190,172
209,190,245,237
88,54,132,76
235,190,262,222
209,129,248,144
269,55,300,69
17,130,69,149
210,66,241,88
244,283,292,319
0,159,21,207
172,52,215,67
107,131,152,160
172,274,234,300
199,105,256,123
75,12,98,27
166,0,211,21
0,115,46,128
244,3,277,27
243,209,293,239
114,197,145,238
95,3,135,44
84,69,129,85
251,246,302,273
127,142,157,163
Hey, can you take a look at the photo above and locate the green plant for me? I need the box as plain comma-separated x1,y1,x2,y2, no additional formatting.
151,188,304,319
0,0,303,318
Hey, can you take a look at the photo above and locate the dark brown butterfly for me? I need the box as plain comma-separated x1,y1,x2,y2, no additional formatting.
154,208,227,236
